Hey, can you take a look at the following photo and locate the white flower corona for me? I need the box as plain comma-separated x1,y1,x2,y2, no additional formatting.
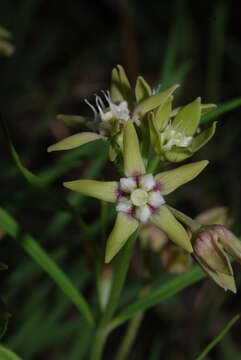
85,91,130,136
161,125,193,151
116,174,165,223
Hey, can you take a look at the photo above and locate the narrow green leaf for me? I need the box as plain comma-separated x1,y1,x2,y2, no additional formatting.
0,345,22,360
109,266,205,330
0,207,94,326
200,97,241,124
195,314,240,360
1,117,46,188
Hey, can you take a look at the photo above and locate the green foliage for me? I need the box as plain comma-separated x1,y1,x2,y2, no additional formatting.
1,1,241,359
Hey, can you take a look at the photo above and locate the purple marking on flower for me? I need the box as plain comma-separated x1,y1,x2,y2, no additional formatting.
155,181,164,192
149,205,159,214
117,188,125,199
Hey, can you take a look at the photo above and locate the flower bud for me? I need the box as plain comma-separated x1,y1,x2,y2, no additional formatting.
193,225,241,293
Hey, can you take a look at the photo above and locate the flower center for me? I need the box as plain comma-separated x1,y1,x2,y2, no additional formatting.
131,189,148,206
161,125,193,151
117,174,165,223
85,91,130,136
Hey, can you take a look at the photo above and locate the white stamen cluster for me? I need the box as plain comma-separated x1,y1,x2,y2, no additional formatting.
116,174,165,223
160,124,193,151
85,91,130,136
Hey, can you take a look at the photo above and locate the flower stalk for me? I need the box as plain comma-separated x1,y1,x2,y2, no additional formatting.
91,230,138,360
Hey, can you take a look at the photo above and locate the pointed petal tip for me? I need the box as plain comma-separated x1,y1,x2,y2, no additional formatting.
185,242,194,253
63,181,72,189
47,146,53,153
201,159,209,167
105,253,112,264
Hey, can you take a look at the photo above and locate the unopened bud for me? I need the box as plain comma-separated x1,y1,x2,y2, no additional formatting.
193,225,240,293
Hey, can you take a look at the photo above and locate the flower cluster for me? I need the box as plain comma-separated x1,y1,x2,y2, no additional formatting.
48,65,241,292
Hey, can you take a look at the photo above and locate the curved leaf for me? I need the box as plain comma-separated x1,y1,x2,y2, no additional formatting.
0,207,94,325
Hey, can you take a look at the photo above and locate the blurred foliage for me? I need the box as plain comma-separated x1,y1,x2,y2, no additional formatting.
0,0,241,359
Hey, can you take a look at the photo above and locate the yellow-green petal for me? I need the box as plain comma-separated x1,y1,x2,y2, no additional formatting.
194,256,236,293
47,132,104,152
148,112,161,153
155,160,209,195
133,84,179,118
57,114,86,129
151,206,193,252
123,121,145,177
171,103,217,118
110,65,132,105
63,180,118,203
191,122,216,152
117,65,132,103
164,148,192,162
154,96,172,131
135,76,152,103
105,212,139,263
172,97,201,136
110,67,124,103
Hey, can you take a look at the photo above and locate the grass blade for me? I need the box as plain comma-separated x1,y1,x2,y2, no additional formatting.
0,345,22,360
0,207,94,326
109,266,205,330
200,97,241,125
195,314,240,360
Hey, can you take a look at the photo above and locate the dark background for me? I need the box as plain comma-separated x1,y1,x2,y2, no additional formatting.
0,0,241,359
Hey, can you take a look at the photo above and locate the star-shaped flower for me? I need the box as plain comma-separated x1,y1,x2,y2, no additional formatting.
63,121,208,263
149,96,217,162
47,65,178,159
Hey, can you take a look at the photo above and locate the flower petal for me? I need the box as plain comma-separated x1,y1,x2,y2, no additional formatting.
135,76,152,103
191,122,216,152
133,84,179,117
105,212,139,263
110,67,124,103
194,255,236,293
171,103,217,118
172,97,201,136
148,112,161,153
117,65,132,103
151,206,193,252
123,121,145,177
63,180,118,203
110,65,132,105
164,148,192,162
155,160,209,195
154,96,172,132
47,132,104,152
57,114,86,129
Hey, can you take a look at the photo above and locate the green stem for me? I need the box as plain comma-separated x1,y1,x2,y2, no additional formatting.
147,155,160,173
90,230,138,360
101,201,107,242
167,206,201,234
195,314,240,360
116,312,144,360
